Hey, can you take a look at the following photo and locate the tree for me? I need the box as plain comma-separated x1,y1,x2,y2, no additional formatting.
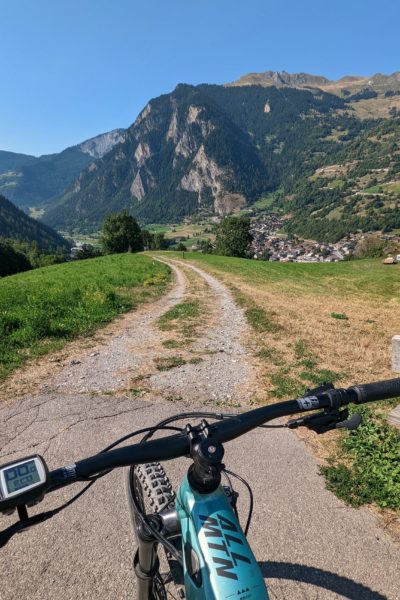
153,233,169,250
215,216,253,258
101,211,143,254
141,229,154,250
198,239,214,254
353,235,385,259
0,239,31,276
141,230,169,250
74,244,102,260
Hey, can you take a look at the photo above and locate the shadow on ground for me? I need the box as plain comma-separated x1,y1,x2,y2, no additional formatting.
260,561,387,599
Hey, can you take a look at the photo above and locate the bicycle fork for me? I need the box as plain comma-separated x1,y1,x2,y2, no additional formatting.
126,471,181,600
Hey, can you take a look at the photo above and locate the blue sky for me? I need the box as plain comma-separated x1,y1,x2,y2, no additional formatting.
1,0,398,156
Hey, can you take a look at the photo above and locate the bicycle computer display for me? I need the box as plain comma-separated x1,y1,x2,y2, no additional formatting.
0,455,49,513
3,460,41,494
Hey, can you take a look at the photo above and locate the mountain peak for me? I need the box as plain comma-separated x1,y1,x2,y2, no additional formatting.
228,70,332,89
77,129,126,159
228,70,400,94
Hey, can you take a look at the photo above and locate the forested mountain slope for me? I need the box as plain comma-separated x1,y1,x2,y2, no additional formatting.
0,195,70,252
7,71,398,242
0,130,125,209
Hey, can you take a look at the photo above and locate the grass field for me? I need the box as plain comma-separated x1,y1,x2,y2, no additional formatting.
156,252,400,511
157,252,400,398
365,182,400,194
0,254,170,380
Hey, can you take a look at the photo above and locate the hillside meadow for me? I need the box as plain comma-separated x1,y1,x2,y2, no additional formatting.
0,254,170,380
162,254,400,395
158,253,400,513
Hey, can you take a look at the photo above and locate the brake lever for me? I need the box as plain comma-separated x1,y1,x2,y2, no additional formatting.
335,413,362,430
288,409,362,434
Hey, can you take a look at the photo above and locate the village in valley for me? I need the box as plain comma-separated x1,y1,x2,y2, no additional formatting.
70,211,400,264
249,213,356,262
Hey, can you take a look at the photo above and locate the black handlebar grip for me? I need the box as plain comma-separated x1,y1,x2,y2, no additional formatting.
349,378,400,404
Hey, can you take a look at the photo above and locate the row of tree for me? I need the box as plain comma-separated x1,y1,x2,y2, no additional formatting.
75,211,170,259
1,210,253,278
0,238,68,277
96,211,253,259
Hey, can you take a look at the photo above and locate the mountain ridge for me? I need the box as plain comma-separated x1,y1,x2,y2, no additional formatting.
228,70,400,95
0,129,126,209
3,69,400,243
42,83,350,231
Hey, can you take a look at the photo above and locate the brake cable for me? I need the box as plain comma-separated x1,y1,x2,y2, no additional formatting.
0,411,285,548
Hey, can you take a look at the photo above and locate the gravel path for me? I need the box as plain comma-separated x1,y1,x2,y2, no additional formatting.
0,259,399,600
148,259,254,404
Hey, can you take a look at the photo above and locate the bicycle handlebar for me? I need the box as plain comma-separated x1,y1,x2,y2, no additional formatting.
49,377,400,487
1,377,399,549
350,378,400,404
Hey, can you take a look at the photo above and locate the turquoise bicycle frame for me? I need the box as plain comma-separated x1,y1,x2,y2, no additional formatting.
176,475,268,599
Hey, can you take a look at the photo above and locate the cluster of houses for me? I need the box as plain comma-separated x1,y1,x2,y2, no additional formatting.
250,215,356,262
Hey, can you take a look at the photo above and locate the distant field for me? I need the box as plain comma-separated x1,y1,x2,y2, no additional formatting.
253,195,276,211
172,253,400,300
143,224,170,234
164,223,207,240
144,222,213,242
28,207,46,219
365,181,400,194
0,254,170,380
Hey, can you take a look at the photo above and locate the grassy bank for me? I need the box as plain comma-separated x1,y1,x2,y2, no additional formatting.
167,253,400,300
156,252,400,512
0,254,170,380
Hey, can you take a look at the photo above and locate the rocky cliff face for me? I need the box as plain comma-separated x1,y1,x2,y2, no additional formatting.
45,84,285,229
43,82,354,231
78,129,126,159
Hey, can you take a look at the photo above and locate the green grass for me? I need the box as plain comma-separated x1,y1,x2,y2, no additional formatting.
322,406,400,509
230,286,282,334
364,182,400,194
267,338,342,399
0,254,170,380
328,179,345,189
162,339,182,349
143,224,170,234
270,369,305,398
154,355,186,371
387,182,400,193
157,253,400,301
331,312,349,320
253,196,275,210
256,346,284,366
157,300,200,330
364,185,382,194
129,388,144,397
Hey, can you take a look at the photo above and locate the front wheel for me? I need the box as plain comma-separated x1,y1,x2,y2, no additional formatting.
128,462,182,599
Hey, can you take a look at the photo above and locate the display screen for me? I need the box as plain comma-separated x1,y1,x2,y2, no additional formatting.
4,460,41,494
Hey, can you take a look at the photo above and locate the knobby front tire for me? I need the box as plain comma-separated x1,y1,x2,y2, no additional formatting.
132,462,181,600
